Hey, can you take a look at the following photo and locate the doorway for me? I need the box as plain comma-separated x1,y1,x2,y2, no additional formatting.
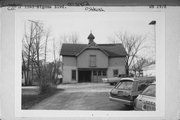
78,70,91,83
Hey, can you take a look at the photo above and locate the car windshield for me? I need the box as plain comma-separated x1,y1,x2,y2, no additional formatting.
142,84,156,97
115,80,133,90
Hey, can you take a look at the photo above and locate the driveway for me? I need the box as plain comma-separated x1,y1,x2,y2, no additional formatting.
31,83,132,110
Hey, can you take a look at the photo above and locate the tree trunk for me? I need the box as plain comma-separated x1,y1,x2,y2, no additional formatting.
125,62,129,76
31,62,34,85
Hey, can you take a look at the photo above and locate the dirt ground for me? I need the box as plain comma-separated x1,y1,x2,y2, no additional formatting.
30,83,133,110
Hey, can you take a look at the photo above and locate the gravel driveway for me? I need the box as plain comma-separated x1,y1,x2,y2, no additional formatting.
31,83,132,110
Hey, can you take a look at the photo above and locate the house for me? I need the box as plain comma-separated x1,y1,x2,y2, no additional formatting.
60,33,127,83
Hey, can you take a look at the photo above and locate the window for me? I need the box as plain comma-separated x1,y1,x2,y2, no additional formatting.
93,71,97,75
138,83,148,91
72,70,76,81
98,71,101,76
102,70,106,76
142,85,156,97
89,55,96,67
115,81,133,90
113,69,118,77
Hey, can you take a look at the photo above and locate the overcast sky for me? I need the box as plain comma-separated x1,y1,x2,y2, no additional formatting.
16,12,157,62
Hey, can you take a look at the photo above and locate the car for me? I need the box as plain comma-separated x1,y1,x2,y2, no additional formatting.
102,74,128,85
109,77,155,107
134,82,156,111
102,77,121,85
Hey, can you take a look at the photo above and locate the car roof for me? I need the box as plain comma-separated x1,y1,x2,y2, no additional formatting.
120,77,156,81
120,77,135,81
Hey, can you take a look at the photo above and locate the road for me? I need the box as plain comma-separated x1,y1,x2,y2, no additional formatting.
31,83,133,110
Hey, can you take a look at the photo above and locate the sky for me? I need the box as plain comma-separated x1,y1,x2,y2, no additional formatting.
16,12,156,62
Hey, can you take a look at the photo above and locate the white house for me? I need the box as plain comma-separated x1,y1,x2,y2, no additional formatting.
60,33,127,83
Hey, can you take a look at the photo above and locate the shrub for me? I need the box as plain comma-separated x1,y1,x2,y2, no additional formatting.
38,65,57,94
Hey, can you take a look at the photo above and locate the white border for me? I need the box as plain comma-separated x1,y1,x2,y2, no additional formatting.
14,7,165,118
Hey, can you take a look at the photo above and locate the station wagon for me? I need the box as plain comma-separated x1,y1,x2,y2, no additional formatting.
109,77,155,107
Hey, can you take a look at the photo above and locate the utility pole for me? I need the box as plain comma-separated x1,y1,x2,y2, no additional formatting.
149,20,156,60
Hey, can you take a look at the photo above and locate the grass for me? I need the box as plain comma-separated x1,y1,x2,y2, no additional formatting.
22,88,62,109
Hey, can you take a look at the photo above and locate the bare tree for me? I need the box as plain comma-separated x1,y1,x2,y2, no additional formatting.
22,22,37,85
59,32,79,44
31,21,45,79
44,29,50,63
132,58,147,76
53,38,56,62
52,37,63,84
22,50,28,85
131,57,155,76
22,20,61,93
111,32,146,75
70,32,79,44
22,20,46,85
52,38,57,82
58,32,80,61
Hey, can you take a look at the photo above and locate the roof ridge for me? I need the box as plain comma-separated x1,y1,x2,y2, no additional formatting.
98,43,122,45
62,43,122,45
62,43,87,45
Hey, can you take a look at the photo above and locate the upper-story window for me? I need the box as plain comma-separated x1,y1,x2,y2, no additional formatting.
89,55,96,67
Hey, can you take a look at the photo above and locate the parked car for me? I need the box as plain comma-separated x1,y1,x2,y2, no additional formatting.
102,74,128,85
134,82,156,111
102,77,121,85
109,77,155,107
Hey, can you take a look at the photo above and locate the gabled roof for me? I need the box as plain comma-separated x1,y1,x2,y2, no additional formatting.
60,43,127,57
98,44,127,57
76,41,109,56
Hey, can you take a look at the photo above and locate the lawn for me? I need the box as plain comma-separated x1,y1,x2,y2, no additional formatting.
22,88,60,109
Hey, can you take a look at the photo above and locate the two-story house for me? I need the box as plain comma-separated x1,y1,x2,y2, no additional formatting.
60,33,127,83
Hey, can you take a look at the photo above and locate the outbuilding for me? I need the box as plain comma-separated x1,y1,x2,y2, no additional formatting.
60,33,127,83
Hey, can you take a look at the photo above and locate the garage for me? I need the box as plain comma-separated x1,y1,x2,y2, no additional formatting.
78,70,91,83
